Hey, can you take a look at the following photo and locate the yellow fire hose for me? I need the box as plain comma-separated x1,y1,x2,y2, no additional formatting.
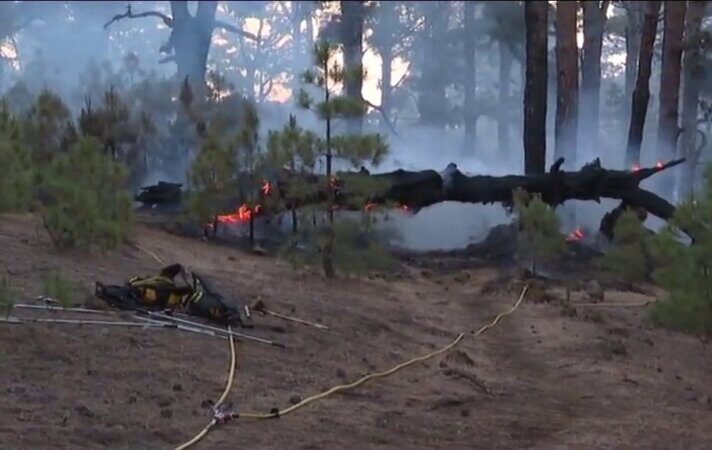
174,285,528,449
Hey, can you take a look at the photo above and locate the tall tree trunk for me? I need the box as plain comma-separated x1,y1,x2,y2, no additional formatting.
464,1,477,153
498,41,513,156
679,0,706,199
524,1,548,175
341,0,364,134
657,1,687,197
625,1,662,167
291,2,305,96
380,45,393,133
624,2,644,110
555,1,579,167
417,1,449,128
580,1,609,156
169,1,218,89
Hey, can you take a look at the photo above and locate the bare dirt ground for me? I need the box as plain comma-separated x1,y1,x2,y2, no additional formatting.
1,213,711,450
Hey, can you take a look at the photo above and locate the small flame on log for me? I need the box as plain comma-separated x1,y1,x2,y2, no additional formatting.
217,203,261,225
631,164,641,172
655,161,663,169
364,202,377,212
566,227,585,242
397,203,410,213
329,176,339,190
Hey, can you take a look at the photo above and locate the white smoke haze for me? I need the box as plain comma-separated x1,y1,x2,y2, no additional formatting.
0,1,696,251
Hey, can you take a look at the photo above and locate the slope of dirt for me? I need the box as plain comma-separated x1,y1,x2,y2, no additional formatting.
1,213,711,449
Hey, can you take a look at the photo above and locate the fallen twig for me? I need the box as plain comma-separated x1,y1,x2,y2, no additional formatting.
252,300,329,331
573,300,656,307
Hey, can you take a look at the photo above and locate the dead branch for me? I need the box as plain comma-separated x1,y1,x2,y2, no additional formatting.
213,20,259,41
362,97,401,137
104,5,173,29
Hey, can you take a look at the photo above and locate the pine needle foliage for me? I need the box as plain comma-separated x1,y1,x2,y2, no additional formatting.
36,136,133,249
598,210,650,286
648,164,712,334
512,188,566,275
0,103,32,212
296,40,390,278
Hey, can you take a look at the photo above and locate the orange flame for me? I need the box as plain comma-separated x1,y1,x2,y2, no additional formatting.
364,202,377,212
631,164,641,172
655,161,663,169
217,203,261,225
261,180,271,195
397,203,410,213
566,227,585,242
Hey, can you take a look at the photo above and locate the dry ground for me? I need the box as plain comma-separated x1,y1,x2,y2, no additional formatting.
0,213,711,449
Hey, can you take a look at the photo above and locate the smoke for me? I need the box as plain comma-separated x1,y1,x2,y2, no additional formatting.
0,1,692,251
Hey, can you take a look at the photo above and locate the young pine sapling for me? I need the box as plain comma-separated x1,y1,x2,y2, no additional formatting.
598,209,650,288
648,164,712,334
297,40,388,278
512,188,566,276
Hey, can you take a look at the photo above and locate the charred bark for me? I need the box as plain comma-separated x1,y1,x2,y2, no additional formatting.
417,1,450,128
464,0,477,152
657,1,687,197
380,45,393,133
524,1,548,174
340,0,365,134
623,2,644,108
498,42,513,156
679,1,706,199
625,1,662,167
104,1,256,87
139,158,687,236
580,1,609,156
555,1,579,167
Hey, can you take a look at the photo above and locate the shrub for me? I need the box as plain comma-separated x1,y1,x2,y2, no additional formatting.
185,133,238,234
648,165,712,334
42,271,77,309
0,103,32,212
512,188,566,275
36,136,133,249
280,212,397,277
0,277,15,318
598,210,650,286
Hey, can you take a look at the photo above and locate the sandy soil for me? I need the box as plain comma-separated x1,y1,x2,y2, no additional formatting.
1,213,711,450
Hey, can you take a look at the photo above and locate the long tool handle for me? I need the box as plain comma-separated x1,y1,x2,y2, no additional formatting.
145,311,285,348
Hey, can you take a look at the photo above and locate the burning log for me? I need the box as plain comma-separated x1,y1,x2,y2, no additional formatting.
328,157,685,225
136,158,687,236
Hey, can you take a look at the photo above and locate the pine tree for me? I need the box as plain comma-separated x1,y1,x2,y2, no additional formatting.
20,89,74,164
598,209,649,287
297,40,388,278
186,132,238,236
648,164,712,334
265,114,321,233
512,188,566,275
0,102,32,212
36,136,133,249
235,102,262,247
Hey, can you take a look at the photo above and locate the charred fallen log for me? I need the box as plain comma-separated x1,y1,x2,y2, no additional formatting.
329,158,684,223
136,158,685,234
135,181,182,205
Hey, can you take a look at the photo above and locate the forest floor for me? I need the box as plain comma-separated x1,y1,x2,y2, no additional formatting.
1,213,711,450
